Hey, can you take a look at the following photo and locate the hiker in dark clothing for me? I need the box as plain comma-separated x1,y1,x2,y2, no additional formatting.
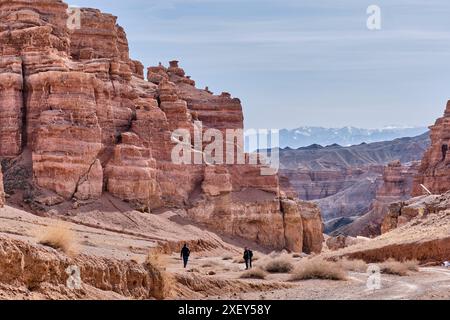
243,247,253,270
442,144,448,161
180,243,190,268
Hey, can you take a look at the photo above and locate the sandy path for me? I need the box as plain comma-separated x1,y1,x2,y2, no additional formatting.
172,260,450,300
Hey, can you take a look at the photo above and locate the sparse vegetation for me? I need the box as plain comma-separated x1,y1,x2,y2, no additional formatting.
38,222,76,255
265,257,294,273
240,268,268,280
380,258,419,276
290,258,347,281
201,260,220,268
337,258,368,272
403,259,420,272
145,251,173,299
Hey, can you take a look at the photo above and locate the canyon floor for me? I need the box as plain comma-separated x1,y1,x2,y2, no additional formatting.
0,199,449,300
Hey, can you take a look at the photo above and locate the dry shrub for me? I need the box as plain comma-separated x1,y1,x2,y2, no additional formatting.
222,255,233,261
337,258,368,272
240,268,268,280
265,257,294,273
145,251,173,299
380,258,419,276
201,260,220,268
38,222,77,255
403,259,420,272
290,258,347,281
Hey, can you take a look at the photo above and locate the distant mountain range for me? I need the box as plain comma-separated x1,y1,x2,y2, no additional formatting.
277,126,429,149
278,132,431,229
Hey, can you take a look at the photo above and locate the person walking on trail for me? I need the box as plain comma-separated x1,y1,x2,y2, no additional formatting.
180,243,191,268
243,247,253,270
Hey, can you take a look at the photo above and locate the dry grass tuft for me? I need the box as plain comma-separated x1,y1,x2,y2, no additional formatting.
380,258,419,276
290,258,347,281
145,251,173,299
201,260,220,268
337,258,368,272
265,257,294,273
240,268,268,280
38,222,77,255
403,259,420,272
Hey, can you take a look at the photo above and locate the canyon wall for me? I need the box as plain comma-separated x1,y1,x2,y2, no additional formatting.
413,101,450,196
279,134,429,225
0,1,321,252
0,164,4,207
332,160,420,237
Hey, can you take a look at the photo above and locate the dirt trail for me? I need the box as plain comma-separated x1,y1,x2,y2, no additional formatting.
193,264,450,300
1,204,449,300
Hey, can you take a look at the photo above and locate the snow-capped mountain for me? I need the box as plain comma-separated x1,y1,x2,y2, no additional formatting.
278,126,429,149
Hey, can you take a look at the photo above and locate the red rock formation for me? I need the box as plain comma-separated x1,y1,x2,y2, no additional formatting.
0,1,324,252
413,101,450,196
280,199,304,252
299,201,324,253
0,164,4,207
105,132,161,211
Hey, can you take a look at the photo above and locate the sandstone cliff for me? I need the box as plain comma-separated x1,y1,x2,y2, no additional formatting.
413,101,450,196
0,1,321,252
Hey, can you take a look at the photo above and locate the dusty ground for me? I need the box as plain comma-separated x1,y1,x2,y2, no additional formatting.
165,253,450,300
0,202,449,300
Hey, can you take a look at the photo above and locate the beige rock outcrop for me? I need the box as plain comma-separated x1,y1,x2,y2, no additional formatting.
326,235,369,251
381,192,450,233
0,235,170,299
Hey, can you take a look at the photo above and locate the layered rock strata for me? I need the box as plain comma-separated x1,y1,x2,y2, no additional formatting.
413,101,450,196
332,161,420,237
0,164,4,207
0,1,323,252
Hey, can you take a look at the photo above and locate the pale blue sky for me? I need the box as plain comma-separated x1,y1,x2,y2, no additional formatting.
71,0,450,130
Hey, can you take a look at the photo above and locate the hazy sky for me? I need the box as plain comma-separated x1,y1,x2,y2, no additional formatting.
71,0,450,130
